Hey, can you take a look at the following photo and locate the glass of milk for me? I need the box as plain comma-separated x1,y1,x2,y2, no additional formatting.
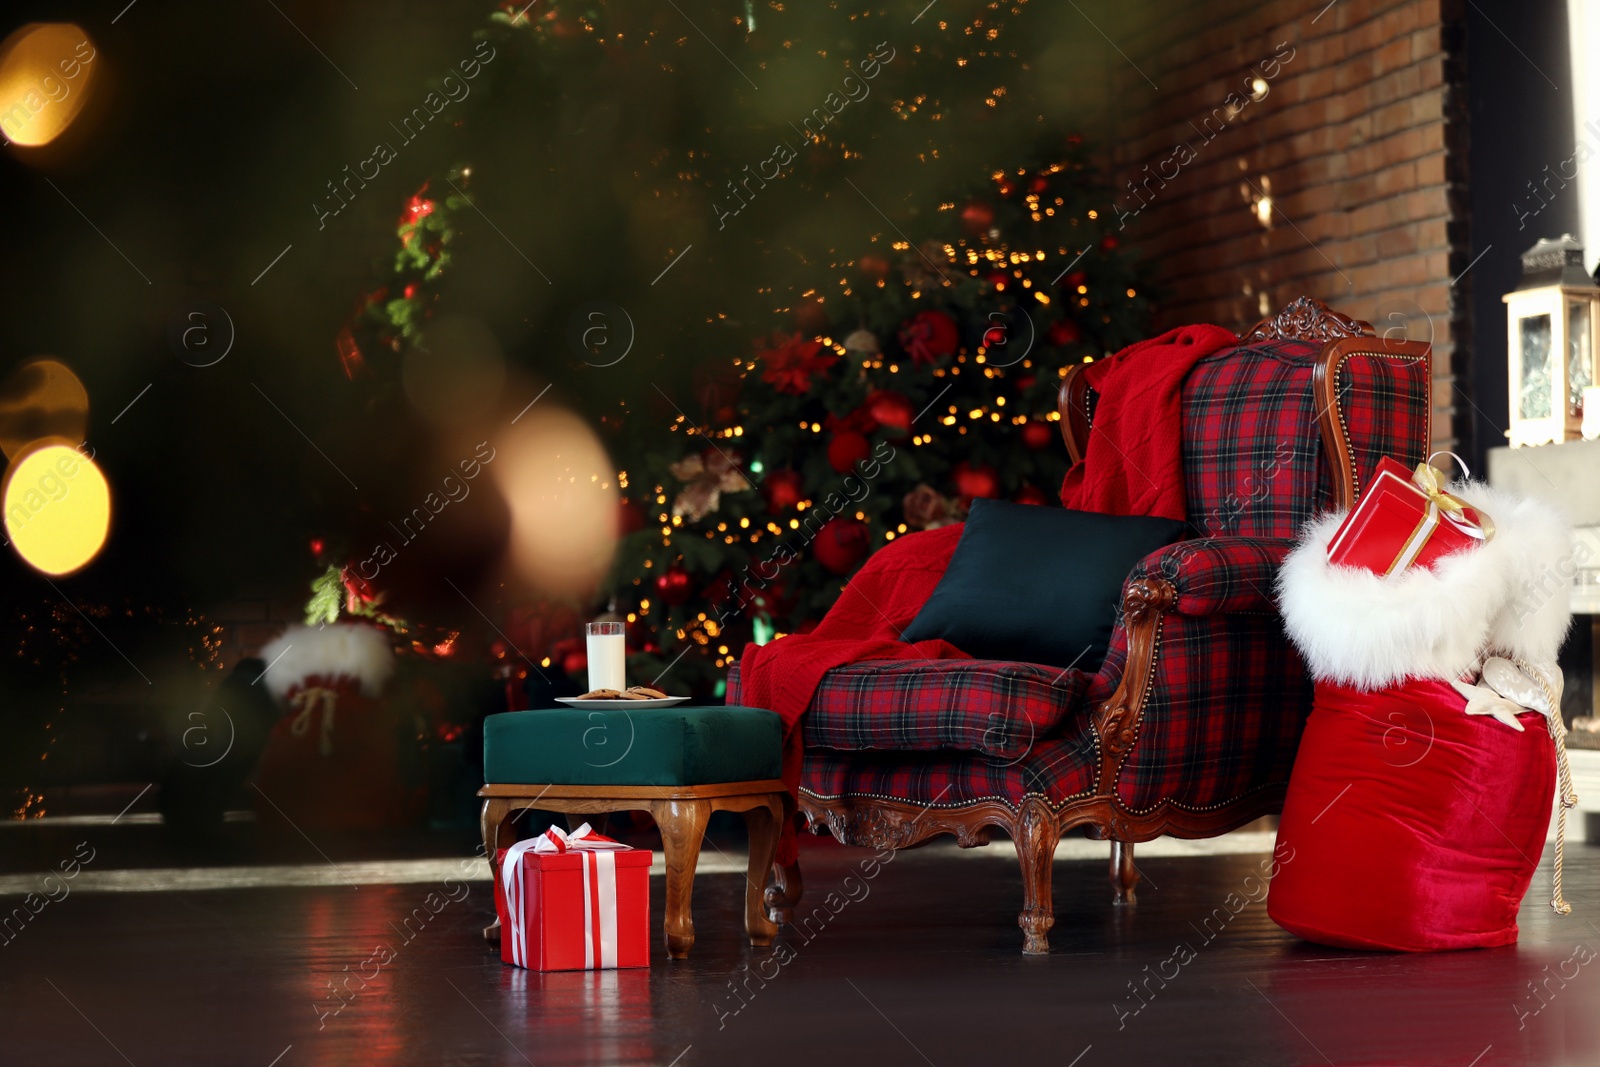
585,621,627,692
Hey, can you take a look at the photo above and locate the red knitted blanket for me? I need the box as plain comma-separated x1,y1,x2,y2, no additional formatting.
1058,323,1238,519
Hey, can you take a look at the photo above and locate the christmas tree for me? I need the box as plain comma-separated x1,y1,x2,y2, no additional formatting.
601,141,1152,695
328,2,1154,697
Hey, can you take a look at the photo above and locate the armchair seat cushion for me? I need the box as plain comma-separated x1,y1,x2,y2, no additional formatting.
727,659,1092,760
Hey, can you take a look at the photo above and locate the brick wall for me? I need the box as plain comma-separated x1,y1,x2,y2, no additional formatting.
1106,0,1468,452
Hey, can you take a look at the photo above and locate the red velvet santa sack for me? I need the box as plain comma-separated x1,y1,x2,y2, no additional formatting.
253,623,414,832
1274,474,1574,951
1268,678,1554,951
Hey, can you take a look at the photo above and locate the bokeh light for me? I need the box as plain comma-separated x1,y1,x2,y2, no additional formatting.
493,406,617,598
3,440,110,575
0,24,98,148
402,315,507,426
0,357,89,459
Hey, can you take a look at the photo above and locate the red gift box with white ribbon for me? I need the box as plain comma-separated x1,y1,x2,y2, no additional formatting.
494,823,651,971
1326,455,1494,575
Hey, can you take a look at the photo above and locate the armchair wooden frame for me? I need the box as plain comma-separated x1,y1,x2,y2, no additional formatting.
779,297,1432,954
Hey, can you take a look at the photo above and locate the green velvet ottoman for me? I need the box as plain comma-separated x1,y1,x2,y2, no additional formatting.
478,705,792,959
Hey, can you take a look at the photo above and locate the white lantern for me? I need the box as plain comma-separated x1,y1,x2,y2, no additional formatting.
1503,235,1600,447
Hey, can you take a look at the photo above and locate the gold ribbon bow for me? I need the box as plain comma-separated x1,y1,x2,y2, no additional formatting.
1411,462,1495,541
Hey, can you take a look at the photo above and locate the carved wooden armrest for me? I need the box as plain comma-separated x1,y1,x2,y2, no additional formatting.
1090,577,1177,791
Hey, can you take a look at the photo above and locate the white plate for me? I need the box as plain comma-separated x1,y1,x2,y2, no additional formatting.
553,696,691,710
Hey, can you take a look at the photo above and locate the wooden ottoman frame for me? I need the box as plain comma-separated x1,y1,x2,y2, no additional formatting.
479,781,787,959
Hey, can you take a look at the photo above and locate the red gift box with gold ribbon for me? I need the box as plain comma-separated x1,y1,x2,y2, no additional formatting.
1326,456,1494,575
494,823,651,971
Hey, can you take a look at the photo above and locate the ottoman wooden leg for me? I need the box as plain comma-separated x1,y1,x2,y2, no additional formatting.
480,797,519,943
742,797,782,947
652,797,711,959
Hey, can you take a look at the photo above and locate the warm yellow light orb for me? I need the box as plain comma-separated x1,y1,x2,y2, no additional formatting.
0,357,89,459
493,407,618,599
3,441,110,575
0,24,98,148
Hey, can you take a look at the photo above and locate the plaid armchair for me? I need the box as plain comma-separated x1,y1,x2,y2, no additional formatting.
727,298,1434,954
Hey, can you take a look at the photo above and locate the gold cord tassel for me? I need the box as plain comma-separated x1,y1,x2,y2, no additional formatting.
1548,712,1576,915
1524,662,1575,916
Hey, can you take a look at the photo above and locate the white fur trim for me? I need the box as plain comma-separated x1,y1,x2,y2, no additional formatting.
259,623,396,701
1277,481,1572,689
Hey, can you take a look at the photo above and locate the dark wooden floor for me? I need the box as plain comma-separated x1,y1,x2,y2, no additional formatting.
2,822,1598,1066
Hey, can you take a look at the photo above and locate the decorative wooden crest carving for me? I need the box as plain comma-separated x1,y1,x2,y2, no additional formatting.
1243,296,1373,343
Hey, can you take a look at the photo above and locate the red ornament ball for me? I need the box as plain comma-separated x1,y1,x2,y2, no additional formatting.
562,650,588,677
858,254,891,279
655,565,693,606
617,499,647,535
1099,234,1119,252
795,301,830,335
1015,374,1037,392
899,309,961,365
986,270,1011,291
762,469,804,512
1064,270,1088,290
828,430,872,474
960,199,996,236
865,389,915,437
1047,319,1082,346
996,178,1016,197
1021,419,1055,450
1029,176,1049,194
983,325,1008,347
1014,485,1050,506
813,519,869,575
403,283,419,300
952,461,1000,503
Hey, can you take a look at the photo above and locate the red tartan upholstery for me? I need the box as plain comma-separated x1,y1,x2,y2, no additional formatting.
1331,345,1434,499
1113,610,1310,810
726,659,1090,759
749,334,1430,826
1180,339,1333,537
1128,536,1291,616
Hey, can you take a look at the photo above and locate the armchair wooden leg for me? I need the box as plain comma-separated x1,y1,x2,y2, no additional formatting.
1110,840,1139,906
1014,798,1057,955
764,792,803,925
765,861,803,926
480,798,518,943
742,798,782,947
651,797,712,960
